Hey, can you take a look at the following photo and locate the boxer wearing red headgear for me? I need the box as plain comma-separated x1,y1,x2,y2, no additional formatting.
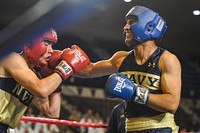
23,28,58,66
0,28,90,131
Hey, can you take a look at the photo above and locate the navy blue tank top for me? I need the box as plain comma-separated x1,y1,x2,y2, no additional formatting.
118,47,166,117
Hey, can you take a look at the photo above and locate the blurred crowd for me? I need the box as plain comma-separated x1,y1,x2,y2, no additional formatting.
15,106,107,133
14,97,200,133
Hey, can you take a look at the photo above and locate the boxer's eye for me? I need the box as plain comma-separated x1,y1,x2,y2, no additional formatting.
43,40,55,46
127,17,137,25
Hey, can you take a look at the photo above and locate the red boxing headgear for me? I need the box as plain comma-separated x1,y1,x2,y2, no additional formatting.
23,28,58,66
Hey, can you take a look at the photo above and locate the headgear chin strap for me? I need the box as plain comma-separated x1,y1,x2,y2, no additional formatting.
23,28,58,66
125,5,167,47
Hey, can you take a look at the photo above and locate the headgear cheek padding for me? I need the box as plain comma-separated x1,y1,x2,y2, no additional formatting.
125,5,167,47
24,28,58,66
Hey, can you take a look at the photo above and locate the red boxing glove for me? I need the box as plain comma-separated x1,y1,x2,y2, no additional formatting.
48,50,62,69
55,45,90,80
62,45,90,72
41,64,53,77
41,50,62,77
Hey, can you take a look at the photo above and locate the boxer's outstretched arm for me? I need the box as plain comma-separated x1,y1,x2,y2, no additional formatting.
74,51,129,78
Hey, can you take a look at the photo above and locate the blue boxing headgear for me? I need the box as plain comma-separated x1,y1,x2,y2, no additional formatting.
125,5,167,47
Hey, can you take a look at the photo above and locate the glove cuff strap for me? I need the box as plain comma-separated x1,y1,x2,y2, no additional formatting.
134,87,150,105
55,60,73,80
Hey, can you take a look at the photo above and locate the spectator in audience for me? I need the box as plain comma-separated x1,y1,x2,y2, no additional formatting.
15,122,25,133
69,107,81,122
93,112,104,133
80,108,95,133
68,107,81,133
49,124,60,133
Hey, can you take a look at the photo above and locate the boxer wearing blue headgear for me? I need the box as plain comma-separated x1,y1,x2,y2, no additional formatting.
75,5,181,133
125,5,167,47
